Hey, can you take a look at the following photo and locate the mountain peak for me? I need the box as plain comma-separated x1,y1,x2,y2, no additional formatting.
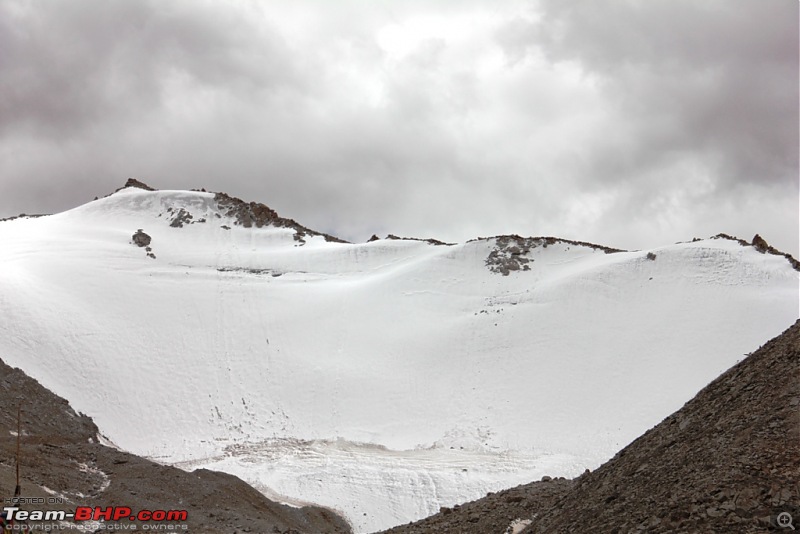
102,181,350,245
117,178,156,192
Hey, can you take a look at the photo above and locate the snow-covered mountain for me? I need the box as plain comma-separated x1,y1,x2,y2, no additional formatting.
1,182,797,532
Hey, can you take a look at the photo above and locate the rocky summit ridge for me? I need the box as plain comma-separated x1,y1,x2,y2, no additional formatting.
117,177,348,244
2,178,797,273
109,179,800,273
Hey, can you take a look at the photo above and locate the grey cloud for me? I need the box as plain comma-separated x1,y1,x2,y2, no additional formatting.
507,0,798,188
0,0,797,258
488,0,798,254
0,1,301,140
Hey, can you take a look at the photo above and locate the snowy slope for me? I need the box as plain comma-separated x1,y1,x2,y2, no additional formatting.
0,187,797,532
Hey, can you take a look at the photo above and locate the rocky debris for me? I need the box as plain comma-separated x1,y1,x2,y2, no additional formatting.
646,252,657,261
213,192,348,244
131,229,151,247
482,235,623,276
368,234,380,242
0,359,351,534
379,478,573,534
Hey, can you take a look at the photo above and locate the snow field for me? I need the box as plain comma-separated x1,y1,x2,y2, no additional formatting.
0,188,796,531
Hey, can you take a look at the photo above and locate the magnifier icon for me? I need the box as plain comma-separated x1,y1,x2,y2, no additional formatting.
778,512,795,530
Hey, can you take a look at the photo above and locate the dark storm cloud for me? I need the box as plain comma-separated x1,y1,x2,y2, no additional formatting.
503,0,798,189
0,0,797,257
0,2,299,139
0,0,308,215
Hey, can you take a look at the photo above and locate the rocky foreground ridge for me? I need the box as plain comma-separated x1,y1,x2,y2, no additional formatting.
0,357,352,534
381,320,800,533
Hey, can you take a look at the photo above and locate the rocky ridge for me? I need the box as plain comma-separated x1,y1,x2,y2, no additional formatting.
213,191,348,244
713,232,800,271
377,234,455,246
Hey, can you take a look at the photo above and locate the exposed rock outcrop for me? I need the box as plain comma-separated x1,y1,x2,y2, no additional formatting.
484,235,623,276
752,233,769,253
131,229,151,247
214,192,348,244
118,178,155,191
168,207,194,228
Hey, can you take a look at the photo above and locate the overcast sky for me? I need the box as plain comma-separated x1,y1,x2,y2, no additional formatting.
1,0,797,256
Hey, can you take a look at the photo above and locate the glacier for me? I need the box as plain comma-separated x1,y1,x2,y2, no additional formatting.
0,186,797,532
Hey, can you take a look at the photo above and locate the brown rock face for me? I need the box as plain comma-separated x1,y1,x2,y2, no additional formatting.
120,178,155,191
213,192,348,244
752,233,769,253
